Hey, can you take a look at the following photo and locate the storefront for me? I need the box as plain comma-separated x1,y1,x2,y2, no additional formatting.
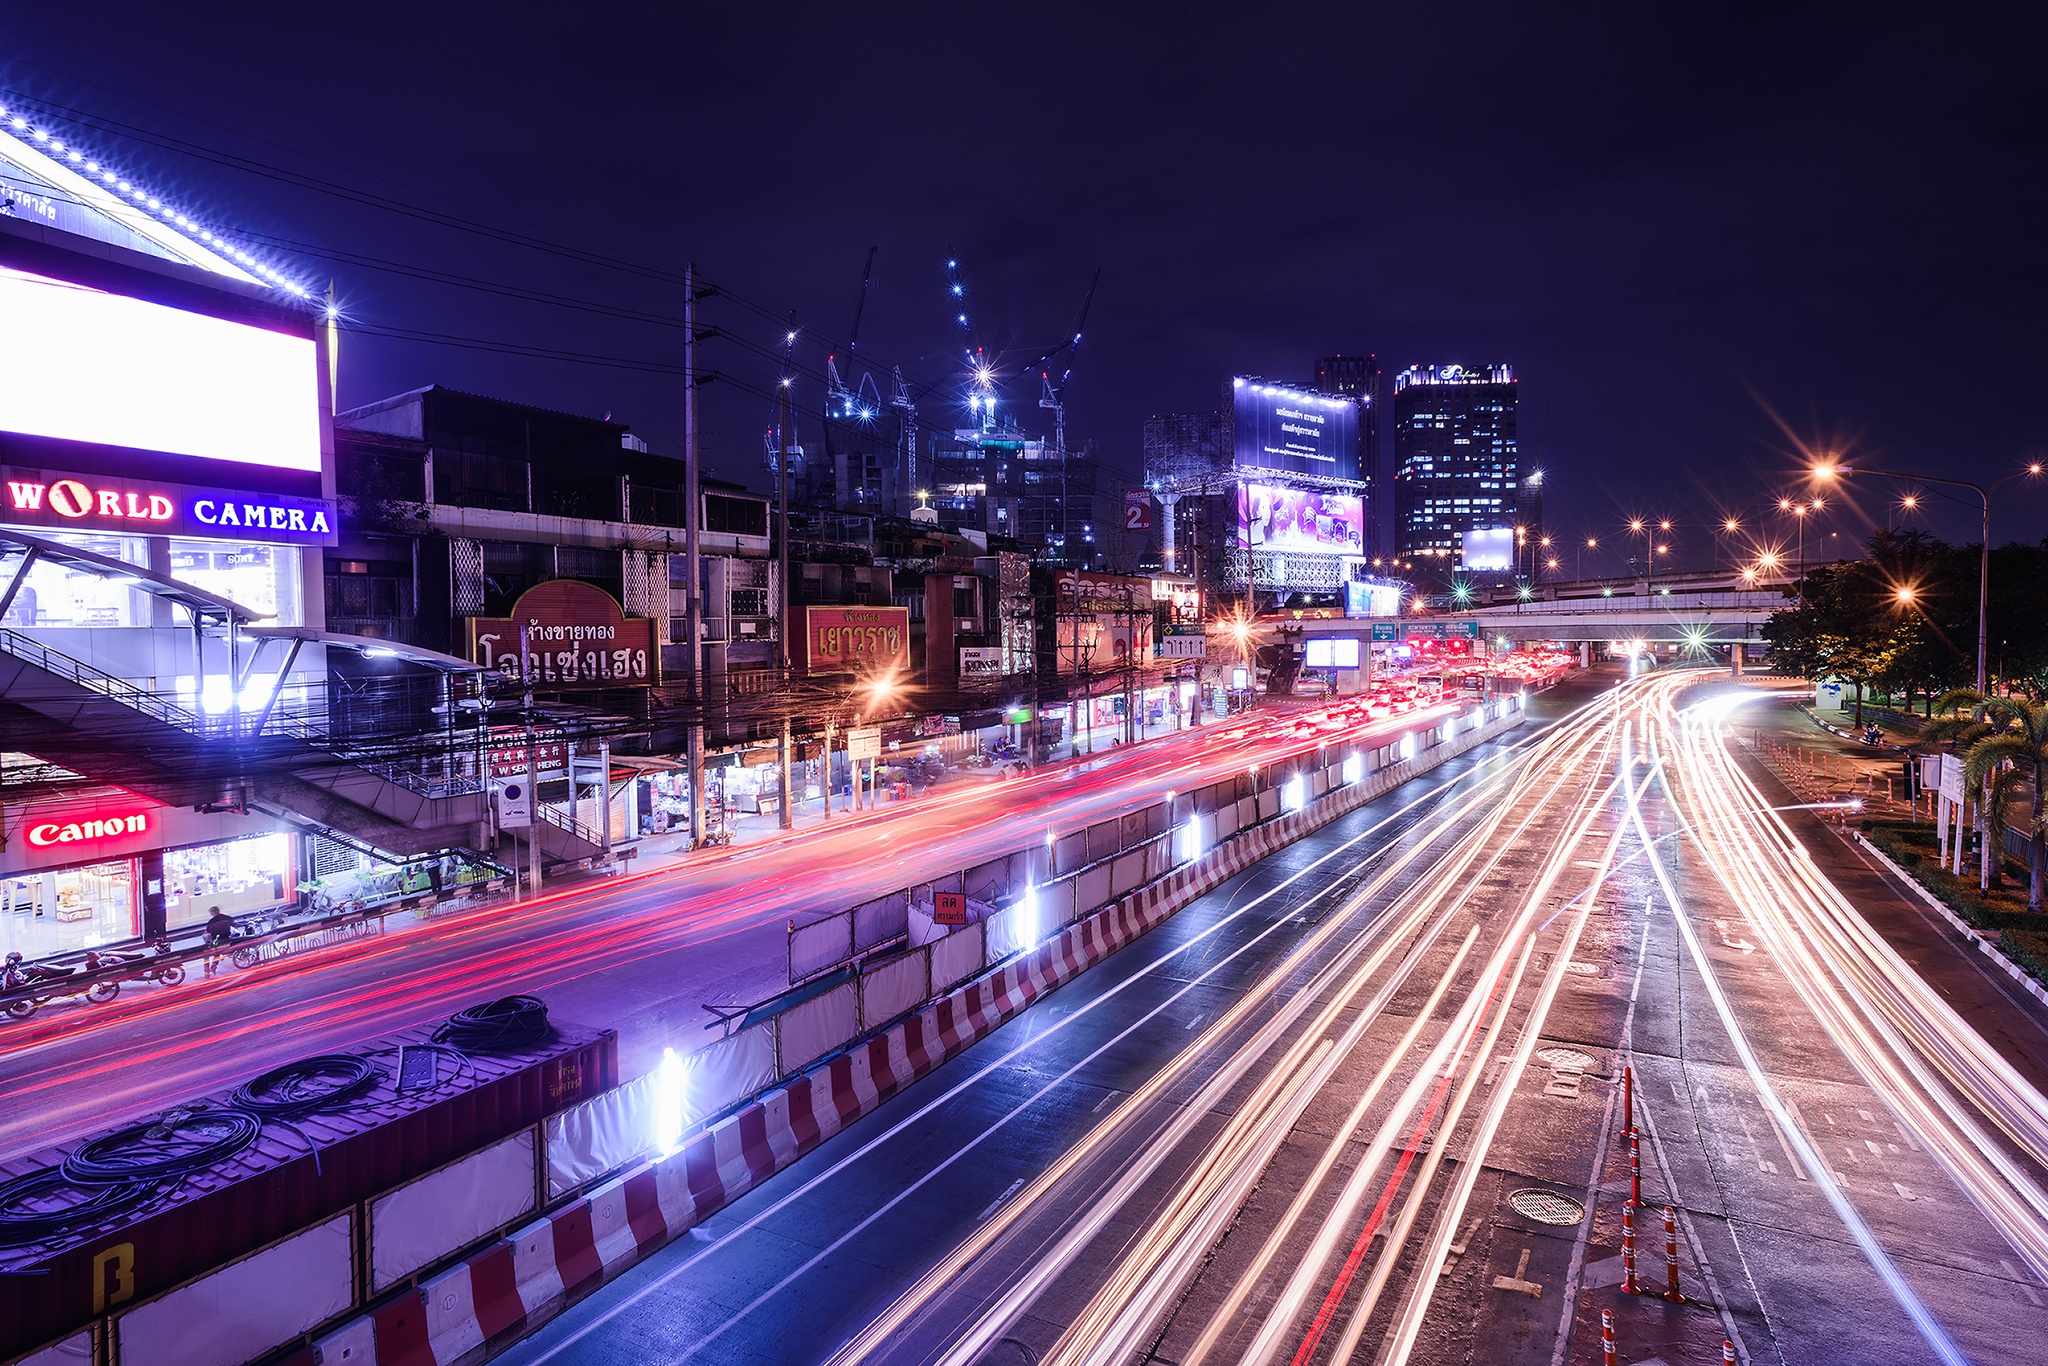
0,791,301,962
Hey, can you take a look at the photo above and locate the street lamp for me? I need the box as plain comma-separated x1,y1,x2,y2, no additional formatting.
1813,459,2044,693
1627,519,1650,592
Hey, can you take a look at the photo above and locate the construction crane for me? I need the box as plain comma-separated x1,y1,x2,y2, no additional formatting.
826,245,878,420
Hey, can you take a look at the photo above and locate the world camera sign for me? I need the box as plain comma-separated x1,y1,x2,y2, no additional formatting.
2,466,339,546
469,580,660,688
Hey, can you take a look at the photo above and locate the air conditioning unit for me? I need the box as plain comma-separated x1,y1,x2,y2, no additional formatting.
493,779,533,829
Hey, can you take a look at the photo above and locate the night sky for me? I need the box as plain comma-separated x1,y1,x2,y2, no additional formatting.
7,5,2047,566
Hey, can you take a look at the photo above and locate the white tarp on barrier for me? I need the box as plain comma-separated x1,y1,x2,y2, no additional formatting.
930,921,985,991
546,1070,657,1198
777,982,859,1076
370,1130,536,1292
692,1023,779,1118
789,914,853,982
861,951,930,1028
115,1214,354,1366
983,901,1037,961
12,1331,90,1366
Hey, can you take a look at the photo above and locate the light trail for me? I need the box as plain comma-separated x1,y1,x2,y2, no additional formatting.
1624,683,1972,1366
829,676,1648,1366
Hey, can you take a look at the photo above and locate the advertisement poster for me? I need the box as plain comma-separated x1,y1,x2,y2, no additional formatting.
1344,581,1404,618
1236,483,1364,557
1461,526,1515,571
1229,379,1359,479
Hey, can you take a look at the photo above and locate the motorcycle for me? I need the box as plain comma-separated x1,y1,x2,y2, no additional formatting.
1860,724,1884,748
83,939,187,989
2,951,121,1021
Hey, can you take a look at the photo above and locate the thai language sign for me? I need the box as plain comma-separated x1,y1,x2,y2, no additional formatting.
801,606,910,675
469,579,660,688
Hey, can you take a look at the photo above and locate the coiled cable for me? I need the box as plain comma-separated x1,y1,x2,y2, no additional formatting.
0,1166,162,1245
229,1054,380,1119
60,1107,262,1186
432,995,551,1052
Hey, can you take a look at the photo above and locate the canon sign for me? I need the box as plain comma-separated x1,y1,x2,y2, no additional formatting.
26,812,149,847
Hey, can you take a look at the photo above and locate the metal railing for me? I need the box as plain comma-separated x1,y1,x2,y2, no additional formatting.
538,801,606,849
0,627,484,798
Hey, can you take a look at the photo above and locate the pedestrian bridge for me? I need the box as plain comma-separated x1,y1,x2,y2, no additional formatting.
1451,587,1790,646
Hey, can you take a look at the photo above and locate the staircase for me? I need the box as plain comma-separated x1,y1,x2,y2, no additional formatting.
0,627,488,855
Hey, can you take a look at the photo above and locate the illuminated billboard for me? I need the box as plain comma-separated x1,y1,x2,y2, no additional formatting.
1344,580,1403,618
1461,526,1515,572
1304,637,1361,668
1230,379,1358,479
0,265,320,475
1236,483,1363,557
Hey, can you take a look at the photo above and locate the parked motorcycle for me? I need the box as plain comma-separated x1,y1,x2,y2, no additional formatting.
2,951,121,1021
83,939,187,988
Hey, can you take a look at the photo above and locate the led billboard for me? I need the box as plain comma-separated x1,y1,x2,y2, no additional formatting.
1344,580,1404,618
1230,379,1358,479
1236,483,1364,557
1304,637,1361,668
1461,526,1515,572
0,265,320,475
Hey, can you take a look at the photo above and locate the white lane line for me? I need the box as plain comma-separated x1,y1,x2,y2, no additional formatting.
978,1178,1026,1222
516,722,1558,1365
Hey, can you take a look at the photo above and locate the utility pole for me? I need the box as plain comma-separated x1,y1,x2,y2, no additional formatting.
519,623,540,899
776,373,795,830
684,264,706,850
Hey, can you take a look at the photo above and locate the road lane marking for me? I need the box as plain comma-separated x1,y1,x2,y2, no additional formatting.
517,723,1566,1366
978,1178,1026,1222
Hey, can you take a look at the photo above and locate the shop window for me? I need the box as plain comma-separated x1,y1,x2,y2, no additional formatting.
167,540,304,626
1,533,149,628
164,832,293,928
2,860,136,959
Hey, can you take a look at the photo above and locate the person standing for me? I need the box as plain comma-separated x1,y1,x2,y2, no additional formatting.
203,906,235,976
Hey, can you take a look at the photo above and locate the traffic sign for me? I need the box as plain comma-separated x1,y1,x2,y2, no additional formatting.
934,891,968,926
847,727,881,762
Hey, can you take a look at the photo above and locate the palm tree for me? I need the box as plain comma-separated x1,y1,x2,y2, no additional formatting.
1927,689,2048,908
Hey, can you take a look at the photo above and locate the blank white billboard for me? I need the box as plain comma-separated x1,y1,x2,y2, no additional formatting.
0,265,319,473
1461,526,1515,571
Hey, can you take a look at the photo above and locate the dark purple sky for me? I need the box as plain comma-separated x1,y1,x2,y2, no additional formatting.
7,5,2046,566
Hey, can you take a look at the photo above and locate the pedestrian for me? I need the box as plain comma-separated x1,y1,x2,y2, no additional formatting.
203,905,235,976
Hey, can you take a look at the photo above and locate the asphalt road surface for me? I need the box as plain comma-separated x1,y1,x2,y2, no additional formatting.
493,668,2048,1366
0,692,1477,1160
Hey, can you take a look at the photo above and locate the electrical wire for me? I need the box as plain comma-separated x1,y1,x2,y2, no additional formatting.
433,995,552,1052
60,1107,262,1185
0,1166,162,1246
228,1054,380,1119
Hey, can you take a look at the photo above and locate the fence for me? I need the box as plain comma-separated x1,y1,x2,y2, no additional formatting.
6,696,1526,1366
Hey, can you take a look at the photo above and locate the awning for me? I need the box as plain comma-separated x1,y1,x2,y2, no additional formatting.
607,754,687,774
1,528,254,623
243,625,485,674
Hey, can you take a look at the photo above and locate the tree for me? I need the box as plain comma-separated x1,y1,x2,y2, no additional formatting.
1931,692,2048,911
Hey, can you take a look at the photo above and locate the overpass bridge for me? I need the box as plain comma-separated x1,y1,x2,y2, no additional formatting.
1449,569,1799,649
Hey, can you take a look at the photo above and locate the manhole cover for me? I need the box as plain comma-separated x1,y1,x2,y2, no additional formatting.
1507,1189,1587,1226
1536,1046,1594,1072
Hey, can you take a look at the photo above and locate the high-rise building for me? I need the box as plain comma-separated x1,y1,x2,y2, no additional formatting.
1313,355,1381,551
1392,364,1522,583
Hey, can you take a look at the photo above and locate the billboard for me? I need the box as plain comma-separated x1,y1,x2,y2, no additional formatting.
959,647,1005,683
0,265,320,475
800,605,911,675
1461,527,1515,572
1304,638,1361,668
1236,483,1364,557
1230,379,1358,479
1344,580,1403,618
469,580,660,688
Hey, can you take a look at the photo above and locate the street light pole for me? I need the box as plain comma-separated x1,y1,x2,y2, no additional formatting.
1817,461,2041,694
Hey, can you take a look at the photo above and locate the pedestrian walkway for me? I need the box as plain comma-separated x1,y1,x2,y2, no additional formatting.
1741,696,1920,822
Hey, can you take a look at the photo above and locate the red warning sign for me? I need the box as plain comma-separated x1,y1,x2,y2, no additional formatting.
934,891,968,926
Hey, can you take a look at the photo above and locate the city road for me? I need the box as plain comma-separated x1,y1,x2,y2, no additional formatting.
495,670,2048,1366
0,694,1477,1160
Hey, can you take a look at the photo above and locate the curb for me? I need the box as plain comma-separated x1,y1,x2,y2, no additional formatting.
1853,833,2048,1010
282,707,1524,1366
